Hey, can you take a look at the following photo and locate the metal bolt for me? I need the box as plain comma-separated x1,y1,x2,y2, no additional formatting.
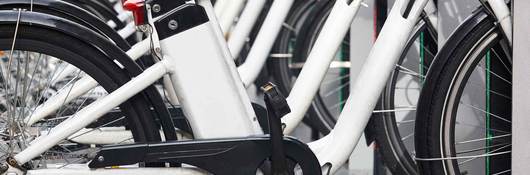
138,25,149,33
152,4,161,13
0,163,8,172
97,156,104,162
168,20,178,30
6,158,16,166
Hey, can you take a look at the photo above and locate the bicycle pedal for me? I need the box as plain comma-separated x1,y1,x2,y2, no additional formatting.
261,82,291,118
262,82,292,175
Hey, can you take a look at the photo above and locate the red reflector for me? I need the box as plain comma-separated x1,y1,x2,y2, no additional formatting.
122,0,146,25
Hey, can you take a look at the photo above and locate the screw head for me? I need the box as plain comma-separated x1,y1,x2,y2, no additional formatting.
0,163,8,171
138,25,149,32
97,156,104,162
168,20,178,30
152,4,161,13
6,158,16,166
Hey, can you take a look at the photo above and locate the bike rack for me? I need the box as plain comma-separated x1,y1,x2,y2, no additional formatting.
512,1,529,173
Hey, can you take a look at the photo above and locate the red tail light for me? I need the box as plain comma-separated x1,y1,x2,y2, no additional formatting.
122,0,147,26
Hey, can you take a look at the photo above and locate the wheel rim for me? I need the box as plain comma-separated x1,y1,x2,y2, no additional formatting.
439,28,511,175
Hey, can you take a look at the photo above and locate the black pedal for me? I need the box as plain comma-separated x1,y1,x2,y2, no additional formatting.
261,82,291,175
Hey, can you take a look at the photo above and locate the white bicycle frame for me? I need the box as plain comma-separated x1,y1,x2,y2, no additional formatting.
28,0,431,126
12,0,512,174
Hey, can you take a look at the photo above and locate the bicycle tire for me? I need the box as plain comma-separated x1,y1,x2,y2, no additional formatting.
415,7,511,175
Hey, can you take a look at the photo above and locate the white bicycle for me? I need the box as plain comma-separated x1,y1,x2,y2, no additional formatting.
0,0,511,174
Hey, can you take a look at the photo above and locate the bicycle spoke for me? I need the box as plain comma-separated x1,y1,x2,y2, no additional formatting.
415,150,510,161
456,142,510,155
373,106,416,113
457,144,511,165
491,49,511,75
322,80,350,97
455,121,510,134
492,169,511,175
456,134,511,145
477,63,511,85
459,102,511,124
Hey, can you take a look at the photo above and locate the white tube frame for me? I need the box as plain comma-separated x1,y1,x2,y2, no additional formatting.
226,0,267,59
215,0,246,35
10,0,513,174
237,0,295,87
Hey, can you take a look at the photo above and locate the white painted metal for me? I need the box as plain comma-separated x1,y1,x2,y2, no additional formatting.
199,0,242,70
213,0,228,18
117,12,132,23
114,1,124,14
118,22,137,38
227,0,267,58
217,0,246,35
25,76,98,126
281,0,362,134
14,60,169,164
487,0,512,44
161,21,261,138
67,127,133,144
50,63,80,85
107,20,117,29
162,74,180,105
306,0,429,173
27,167,207,175
237,0,295,87
24,39,151,125
424,0,438,31
67,128,190,145
127,39,152,60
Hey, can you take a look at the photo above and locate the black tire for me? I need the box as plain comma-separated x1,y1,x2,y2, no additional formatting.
415,8,511,175
373,16,438,175
64,0,125,29
0,19,160,166
0,2,131,50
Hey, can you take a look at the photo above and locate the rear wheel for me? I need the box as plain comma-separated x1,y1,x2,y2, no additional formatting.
0,20,160,169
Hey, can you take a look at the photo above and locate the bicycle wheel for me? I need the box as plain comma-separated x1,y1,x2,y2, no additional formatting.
0,11,160,169
415,8,511,175
373,15,438,175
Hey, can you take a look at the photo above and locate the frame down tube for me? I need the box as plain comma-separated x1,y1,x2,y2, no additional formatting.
305,0,429,173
